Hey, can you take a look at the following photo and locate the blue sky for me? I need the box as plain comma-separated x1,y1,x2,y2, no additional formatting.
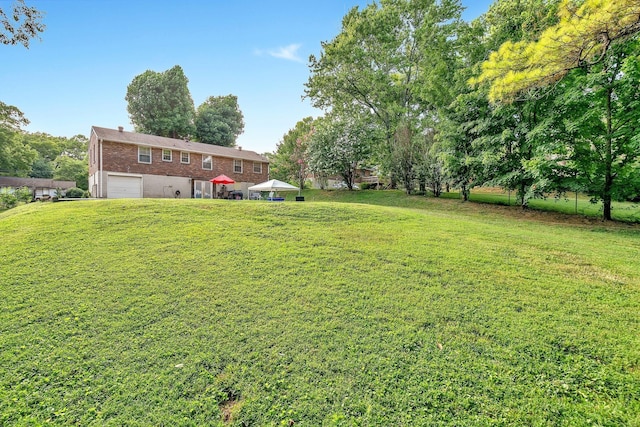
2,0,493,154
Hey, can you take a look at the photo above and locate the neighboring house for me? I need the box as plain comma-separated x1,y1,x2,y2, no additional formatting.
0,177,76,200
88,126,269,199
308,167,380,189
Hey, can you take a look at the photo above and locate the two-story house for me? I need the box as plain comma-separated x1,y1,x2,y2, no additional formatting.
88,126,269,199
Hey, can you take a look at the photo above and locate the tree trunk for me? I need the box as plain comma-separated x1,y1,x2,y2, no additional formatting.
520,182,528,209
603,87,613,221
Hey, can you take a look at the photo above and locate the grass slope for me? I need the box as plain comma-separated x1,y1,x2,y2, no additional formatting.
1,198,639,426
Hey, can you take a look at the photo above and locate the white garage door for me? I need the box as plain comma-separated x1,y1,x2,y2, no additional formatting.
107,175,142,198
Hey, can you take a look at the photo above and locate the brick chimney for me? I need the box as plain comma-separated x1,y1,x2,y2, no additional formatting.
118,126,124,132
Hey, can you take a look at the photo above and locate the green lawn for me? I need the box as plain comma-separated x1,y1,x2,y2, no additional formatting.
439,189,640,223
274,188,640,223
1,198,639,425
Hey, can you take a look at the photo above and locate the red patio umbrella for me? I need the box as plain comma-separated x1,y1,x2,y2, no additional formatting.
210,174,235,184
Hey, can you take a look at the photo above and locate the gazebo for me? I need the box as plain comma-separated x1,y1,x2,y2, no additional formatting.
248,179,300,201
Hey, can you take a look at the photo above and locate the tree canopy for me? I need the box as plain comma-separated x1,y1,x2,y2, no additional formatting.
307,111,381,190
468,0,640,219
125,66,245,145
0,102,89,188
305,0,463,191
474,0,640,102
0,0,45,48
125,65,196,139
269,117,315,189
283,0,640,219
195,95,244,146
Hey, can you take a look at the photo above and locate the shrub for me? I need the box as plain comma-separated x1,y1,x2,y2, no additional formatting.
0,186,32,209
15,187,33,203
0,187,18,209
65,187,87,198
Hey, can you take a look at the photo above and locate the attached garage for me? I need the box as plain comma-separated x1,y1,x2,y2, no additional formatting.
107,174,142,198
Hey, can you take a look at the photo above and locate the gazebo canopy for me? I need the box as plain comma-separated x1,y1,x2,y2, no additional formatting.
248,179,299,192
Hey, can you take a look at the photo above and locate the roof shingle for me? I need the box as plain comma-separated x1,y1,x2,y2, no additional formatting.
91,126,269,163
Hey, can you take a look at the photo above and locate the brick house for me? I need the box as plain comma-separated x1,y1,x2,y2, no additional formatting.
88,126,269,199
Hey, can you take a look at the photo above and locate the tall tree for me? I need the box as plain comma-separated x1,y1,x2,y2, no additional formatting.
54,156,88,190
0,102,36,176
437,0,561,205
438,92,486,200
269,117,315,189
307,111,380,190
125,65,195,139
306,0,463,192
436,18,489,201
0,0,45,48
195,95,244,146
475,0,640,219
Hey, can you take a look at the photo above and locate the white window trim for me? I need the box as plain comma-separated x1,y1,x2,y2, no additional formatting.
138,146,152,164
253,162,262,174
162,149,172,162
181,151,190,164
202,155,213,170
234,159,243,173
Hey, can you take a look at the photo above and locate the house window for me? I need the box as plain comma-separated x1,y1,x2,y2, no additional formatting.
138,146,151,164
162,149,172,162
202,155,212,170
181,151,190,164
253,162,262,174
234,159,243,173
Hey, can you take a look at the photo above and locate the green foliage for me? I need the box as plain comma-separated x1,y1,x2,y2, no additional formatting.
0,199,638,425
1,103,88,184
0,185,30,209
64,187,86,198
29,157,53,178
15,185,32,203
475,0,640,102
306,0,463,187
195,95,244,146
125,65,196,139
0,100,29,130
22,132,64,160
295,0,640,221
482,0,560,51
0,101,36,176
359,182,373,190
0,187,17,208
0,0,45,48
307,111,380,191
0,132,37,176
438,91,488,200
54,156,88,190
413,129,445,196
269,117,315,188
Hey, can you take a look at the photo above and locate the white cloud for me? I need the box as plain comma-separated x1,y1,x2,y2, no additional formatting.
266,43,304,63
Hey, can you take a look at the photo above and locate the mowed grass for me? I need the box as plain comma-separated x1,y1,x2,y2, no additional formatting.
439,189,640,223
1,198,639,426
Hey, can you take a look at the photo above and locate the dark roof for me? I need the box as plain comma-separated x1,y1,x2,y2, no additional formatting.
0,176,76,189
91,126,269,163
